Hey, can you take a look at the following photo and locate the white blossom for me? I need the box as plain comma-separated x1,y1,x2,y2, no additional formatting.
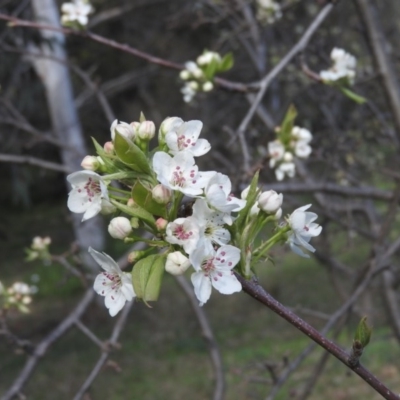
165,119,211,157
204,173,246,219
181,82,197,103
61,0,93,26
258,190,283,214
287,204,322,258
320,48,357,84
67,171,109,221
190,244,241,306
152,151,214,197
165,217,201,254
192,199,231,253
256,0,282,24
108,217,132,240
90,247,135,317
268,140,285,168
275,162,295,181
294,140,312,158
110,119,136,141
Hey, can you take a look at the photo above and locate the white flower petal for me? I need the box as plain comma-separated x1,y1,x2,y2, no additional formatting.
191,272,212,306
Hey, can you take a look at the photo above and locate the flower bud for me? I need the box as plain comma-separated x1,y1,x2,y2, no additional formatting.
81,156,99,171
258,190,283,214
202,81,214,92
156,218,168,231
283,152,293,162
274,207,282,220
127,198,136,207
179,70,190,80
159,117,183,143
108,217,132,239
165,252,191,275
130,121,140,132
103,141,114,154
110,120,136,141
189,81,199,90
152,184,172,204
128,250,146,264
138,120,156,141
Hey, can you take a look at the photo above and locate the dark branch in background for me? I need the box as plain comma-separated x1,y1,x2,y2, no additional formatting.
236,274,400,400
0,153,72,173
0,13,252,93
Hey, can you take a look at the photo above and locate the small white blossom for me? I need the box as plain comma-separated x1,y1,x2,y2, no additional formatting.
165,119,211,157
192,199,231,253
165,217,200,254
190,244,242,306
90,247,135,317
165,252,191,275
181,82,197,103
268,140,285,168
196,51,221,66
110,119,136,141
61,0,93,26
287,204,322,258
294,140,312,158
152,151,214,197
291,126,312,143
256,0,282,24
204,173,246,220
320,48,357,84
275,162,295,181
67,171,109,221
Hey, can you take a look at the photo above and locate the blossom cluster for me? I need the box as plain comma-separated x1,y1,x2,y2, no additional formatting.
0,281,36,313
179,51,233,103
66,111,322,316
256,0,282,24
60,0,94,28
25,236,52,262
320,48,356,85
268,125,312,181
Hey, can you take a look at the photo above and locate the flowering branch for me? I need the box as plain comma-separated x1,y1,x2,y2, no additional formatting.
236,274,400,400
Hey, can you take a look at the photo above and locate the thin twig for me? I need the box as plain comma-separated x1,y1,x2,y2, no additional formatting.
0,153,72,173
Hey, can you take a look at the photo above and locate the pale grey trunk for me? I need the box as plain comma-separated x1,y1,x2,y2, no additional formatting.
30,0,104,270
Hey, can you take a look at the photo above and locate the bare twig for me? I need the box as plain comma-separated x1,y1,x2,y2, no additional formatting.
0,153,72,173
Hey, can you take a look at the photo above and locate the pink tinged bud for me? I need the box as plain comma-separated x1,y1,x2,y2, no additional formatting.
127,198,136,207
128,250,144,263
165,252,191,275
152,184,172,204
258,190,283,214
104,141,114,154
156,218,168,231
81,156,99,171
138,120,156,140
108,217,132,239
130,121,140,132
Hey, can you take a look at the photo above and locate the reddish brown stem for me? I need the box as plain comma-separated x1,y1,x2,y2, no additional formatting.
236,274,400,400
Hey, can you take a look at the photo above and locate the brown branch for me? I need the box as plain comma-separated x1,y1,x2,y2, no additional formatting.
175,275,225,400
0,13,250,93
236,274,399,400
0,153,72,173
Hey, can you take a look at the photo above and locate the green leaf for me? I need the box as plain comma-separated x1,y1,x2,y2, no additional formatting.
280,105,298,143
114,132,151,174
131,181,167,218
354,316,372,348
110,199,156,229
235,170,260,231
132,255,166,304
203,59,218,81
340,87,368,104
91,137,117,172
219,53,234,72
139,111,146,122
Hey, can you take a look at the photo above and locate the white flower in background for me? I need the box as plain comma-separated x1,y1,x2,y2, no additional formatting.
291,126,312,143
165,252,191,275
204,173,246,219
181,61,204,80
61,0,93,26
152,151,214,197
189,244,242,306
294,140,312,158
320,48,357,84
287,204,322,258
268,140,285,168
202,81,214,92
7,282,35,311
258,190,283,214
181,81,198,103
165,119,211,157
192,199,231,253
275,162,295,181
110,119,136,141
108,217,132,240
67,171,109,221
256,0,282,24
196,51,221,66
165,217,200,254
90,247,135,317
32,236,51,251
